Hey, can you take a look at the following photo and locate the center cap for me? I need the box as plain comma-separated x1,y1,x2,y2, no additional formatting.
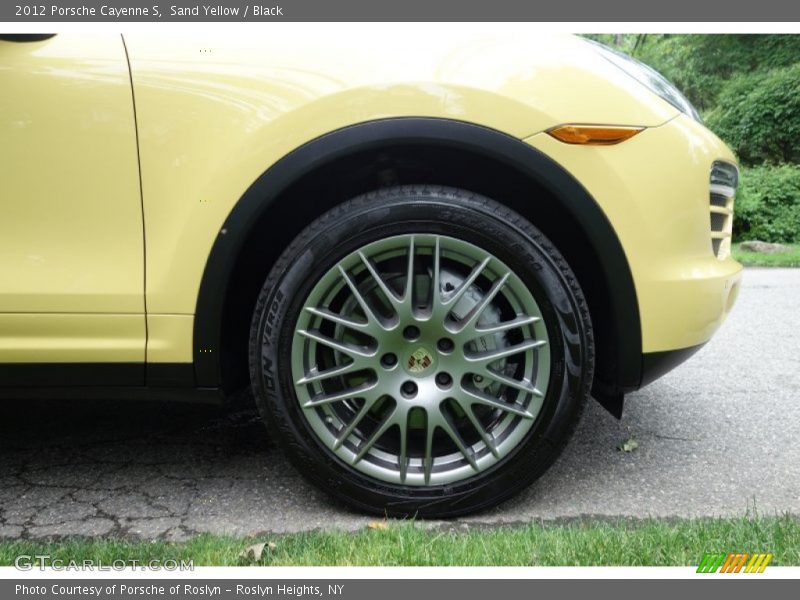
406,345,436,375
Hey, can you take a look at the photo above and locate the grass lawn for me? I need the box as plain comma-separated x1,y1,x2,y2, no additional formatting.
732,243,800,267
1,516,798,567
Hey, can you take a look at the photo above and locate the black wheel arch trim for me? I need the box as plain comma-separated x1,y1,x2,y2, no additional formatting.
193,117,643,392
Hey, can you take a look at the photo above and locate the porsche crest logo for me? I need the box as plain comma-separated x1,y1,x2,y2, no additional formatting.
407,347,434,373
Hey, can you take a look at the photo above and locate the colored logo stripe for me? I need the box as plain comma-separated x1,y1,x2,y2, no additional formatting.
697,553,726,573
746,553,773,573
697,552,773,573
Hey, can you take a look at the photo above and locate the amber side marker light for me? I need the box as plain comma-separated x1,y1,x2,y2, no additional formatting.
547,124,644,145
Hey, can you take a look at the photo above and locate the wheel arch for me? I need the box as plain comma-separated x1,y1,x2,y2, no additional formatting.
193,118,642,408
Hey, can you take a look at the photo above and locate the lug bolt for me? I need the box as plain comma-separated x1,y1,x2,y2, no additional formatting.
403,325,421,341
401,381,418,398
381,353,398,368
437,337,454,353
436,372,452,389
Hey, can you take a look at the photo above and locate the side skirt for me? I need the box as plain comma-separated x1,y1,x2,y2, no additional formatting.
0,362,223,404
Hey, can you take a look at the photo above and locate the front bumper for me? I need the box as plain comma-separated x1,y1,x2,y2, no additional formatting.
526,113,743,356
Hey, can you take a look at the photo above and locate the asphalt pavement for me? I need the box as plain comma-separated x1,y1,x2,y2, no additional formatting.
1,268,798,540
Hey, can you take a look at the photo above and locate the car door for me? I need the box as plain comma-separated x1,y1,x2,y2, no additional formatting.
0,34,146,386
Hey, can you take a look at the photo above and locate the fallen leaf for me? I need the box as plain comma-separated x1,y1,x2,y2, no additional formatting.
368,521,389,530
617,437,639,453
239,541,277,562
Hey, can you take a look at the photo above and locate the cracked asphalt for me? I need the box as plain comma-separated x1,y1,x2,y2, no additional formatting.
1,268,798,540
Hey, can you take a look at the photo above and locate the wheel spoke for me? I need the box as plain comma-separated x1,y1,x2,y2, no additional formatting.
442,256,491,308
338,265,386,330
297,329,375,359
461,405,500,459
431,236,442,312
353,407,398,464
479,368,543,397
357,250,403,310
304,306,369,331
465,338,547,365
302,381,378,408
423,412,435,485
295,360,361,385
397,409,410,483
456,384,535,419
454,272,510,333
474,314,540,335
434,408,478,471
333,393,383,450
403,235,416,303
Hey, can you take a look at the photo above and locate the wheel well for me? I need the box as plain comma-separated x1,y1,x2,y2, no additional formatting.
213,142,638,401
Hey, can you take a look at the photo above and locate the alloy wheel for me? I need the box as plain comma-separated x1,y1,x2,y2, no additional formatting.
291,233,551,486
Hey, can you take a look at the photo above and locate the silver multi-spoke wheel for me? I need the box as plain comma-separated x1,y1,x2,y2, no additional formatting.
292,233,551,486
252,187,591,515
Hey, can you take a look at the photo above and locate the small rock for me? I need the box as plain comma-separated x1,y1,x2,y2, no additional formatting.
0,525,23,539
739,240,791,254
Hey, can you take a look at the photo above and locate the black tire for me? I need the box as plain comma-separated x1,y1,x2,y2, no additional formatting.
249,185,594,517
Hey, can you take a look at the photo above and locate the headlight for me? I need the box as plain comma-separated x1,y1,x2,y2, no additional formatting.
584,39,701,122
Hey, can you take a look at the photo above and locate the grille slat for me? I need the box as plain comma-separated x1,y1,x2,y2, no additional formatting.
710,212,728,232
709,161,738,259
709,205,733,216
710,193,730,209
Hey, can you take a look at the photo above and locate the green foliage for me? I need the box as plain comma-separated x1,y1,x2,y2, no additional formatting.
735,165,800,243
637,35,800,111
733,243,800,267
586,34,800,112
635,35,729,110
705,65,800,165
1,516,798,566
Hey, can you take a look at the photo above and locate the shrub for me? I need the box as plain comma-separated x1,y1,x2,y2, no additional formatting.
583,34,800,112
734,164,800,243
635,34,800,111
705,64,800,165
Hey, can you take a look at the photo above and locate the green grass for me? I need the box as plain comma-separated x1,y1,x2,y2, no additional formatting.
1,516,798,567
732,243,800,267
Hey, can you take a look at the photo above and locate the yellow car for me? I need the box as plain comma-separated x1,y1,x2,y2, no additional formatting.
0,32,741,516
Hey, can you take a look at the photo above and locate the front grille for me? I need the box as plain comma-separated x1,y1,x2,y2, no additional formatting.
709,161,738,259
